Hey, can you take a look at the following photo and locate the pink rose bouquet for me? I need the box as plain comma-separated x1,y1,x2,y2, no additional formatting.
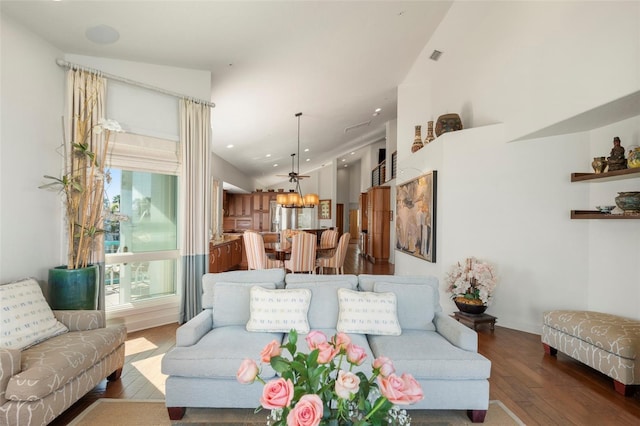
237,329,423,425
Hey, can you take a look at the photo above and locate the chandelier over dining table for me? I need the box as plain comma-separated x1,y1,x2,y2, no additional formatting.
276,112,319,208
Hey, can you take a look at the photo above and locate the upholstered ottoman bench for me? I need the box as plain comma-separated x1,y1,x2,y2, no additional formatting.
541,310,640,395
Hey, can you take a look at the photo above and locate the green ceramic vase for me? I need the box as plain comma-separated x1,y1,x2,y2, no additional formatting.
48,265,99,310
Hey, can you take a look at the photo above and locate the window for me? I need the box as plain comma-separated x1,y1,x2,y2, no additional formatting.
104,169,178,308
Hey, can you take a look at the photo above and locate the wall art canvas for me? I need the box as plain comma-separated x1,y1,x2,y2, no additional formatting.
395,171,437,262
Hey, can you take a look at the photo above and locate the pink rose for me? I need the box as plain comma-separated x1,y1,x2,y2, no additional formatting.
260,378,294,409
378,373,423,405
305,330,328,350
286,394,323,426
372,356,395,378
260,339,282,363
331,332,351,352
346,343,367,366
316,341,339,364
236,358,259,384
335,370,361,399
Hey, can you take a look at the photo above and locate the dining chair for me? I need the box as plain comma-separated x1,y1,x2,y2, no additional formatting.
284,232,317,274
316,232,350,275
243,231,284,270
317,229,338,259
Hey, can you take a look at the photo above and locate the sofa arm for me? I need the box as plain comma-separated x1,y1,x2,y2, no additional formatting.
434,312,478,352
54,310,105,331
0,348,21,405
176,309,213,347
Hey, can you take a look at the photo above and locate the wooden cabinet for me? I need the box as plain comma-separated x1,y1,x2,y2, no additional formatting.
570,168,640,219
209,238,243,273
366,186,390,263
229,194,251,217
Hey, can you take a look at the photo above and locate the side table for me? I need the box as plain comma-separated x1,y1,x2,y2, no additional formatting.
451,311,497,331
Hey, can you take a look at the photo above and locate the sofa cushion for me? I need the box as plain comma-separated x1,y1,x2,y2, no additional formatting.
202,269,286,309
373,281,436,331
246,287,311,334
0,279,69,350
161,326,282,380
367,330,491,380
213,282,276,327
285,279,356,329
336,288,401,336
5,325,127,401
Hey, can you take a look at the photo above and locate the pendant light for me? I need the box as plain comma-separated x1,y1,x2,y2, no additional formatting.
277,112,318,208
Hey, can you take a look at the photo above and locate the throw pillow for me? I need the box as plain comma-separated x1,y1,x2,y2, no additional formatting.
336,288,401,336
246,287,311,334
0,279,69,350
212,282,276,327
373,281,437,331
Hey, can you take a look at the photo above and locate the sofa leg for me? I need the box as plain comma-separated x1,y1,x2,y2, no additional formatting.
542,343,557,356
614,380,634,396
167,407,186,420
467,409,487,423
107,368,123,381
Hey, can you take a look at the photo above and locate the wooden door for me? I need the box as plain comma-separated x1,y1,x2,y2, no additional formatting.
336,203,344,235
349,210,358,241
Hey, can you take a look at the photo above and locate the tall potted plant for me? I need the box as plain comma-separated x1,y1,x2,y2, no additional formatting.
41,90,122,309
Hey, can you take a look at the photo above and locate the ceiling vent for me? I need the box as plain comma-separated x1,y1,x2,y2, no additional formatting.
344,120,371,133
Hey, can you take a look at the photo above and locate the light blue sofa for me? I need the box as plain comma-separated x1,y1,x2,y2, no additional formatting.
161,270,491,422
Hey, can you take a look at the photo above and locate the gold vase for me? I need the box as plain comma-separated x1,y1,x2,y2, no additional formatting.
591,157,607,174
411,125,424,153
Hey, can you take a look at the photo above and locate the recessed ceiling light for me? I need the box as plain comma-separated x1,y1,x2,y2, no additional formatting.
350,152,355,155
265,154,271,158
85,25,120,45
341,158,346,162
226,144,234,148
273,163,278,167
304,148,309,152
306,158,310,162
372,112,379,117
344,164,348,168
375,108,381,113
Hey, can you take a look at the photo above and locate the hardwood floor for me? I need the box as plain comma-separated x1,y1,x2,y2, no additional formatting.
52,244,640,425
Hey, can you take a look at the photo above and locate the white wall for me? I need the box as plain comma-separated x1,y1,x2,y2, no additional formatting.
0,15,65,283
395,1,640,333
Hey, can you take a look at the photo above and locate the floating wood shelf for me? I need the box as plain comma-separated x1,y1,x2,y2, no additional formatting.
571,167,640,182
571,210,640,219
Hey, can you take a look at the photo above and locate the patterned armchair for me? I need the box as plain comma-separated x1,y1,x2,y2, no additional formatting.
284,232,317,273
243,231,283,270
316,232,350,274
0,278,126,426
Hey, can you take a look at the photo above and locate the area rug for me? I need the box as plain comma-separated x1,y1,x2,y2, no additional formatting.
68,399,525,425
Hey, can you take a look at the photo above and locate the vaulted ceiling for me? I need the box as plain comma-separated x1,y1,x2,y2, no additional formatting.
2,0,452,187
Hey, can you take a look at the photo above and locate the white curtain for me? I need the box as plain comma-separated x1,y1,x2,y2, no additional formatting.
179,99,211,323
67,69,107,310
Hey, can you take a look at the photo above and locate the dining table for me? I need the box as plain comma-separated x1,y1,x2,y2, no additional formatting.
264,241,336,262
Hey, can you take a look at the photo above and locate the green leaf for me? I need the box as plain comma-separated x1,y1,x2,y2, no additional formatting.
270,356,290,373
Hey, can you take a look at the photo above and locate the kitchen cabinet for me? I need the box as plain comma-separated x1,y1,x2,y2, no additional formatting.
209,237,243,273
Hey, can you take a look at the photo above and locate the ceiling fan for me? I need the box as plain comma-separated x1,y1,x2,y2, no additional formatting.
277,112,310,183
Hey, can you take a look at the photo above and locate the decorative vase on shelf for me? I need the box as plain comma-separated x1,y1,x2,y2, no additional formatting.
615,191,640,215
435,113,463,137
454,297,487,315
628,147,640,168
591,157,607,174
411,125,424,153
424,120,435,144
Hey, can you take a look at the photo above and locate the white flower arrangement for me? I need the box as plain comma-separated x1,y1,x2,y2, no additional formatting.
445,257,497,305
